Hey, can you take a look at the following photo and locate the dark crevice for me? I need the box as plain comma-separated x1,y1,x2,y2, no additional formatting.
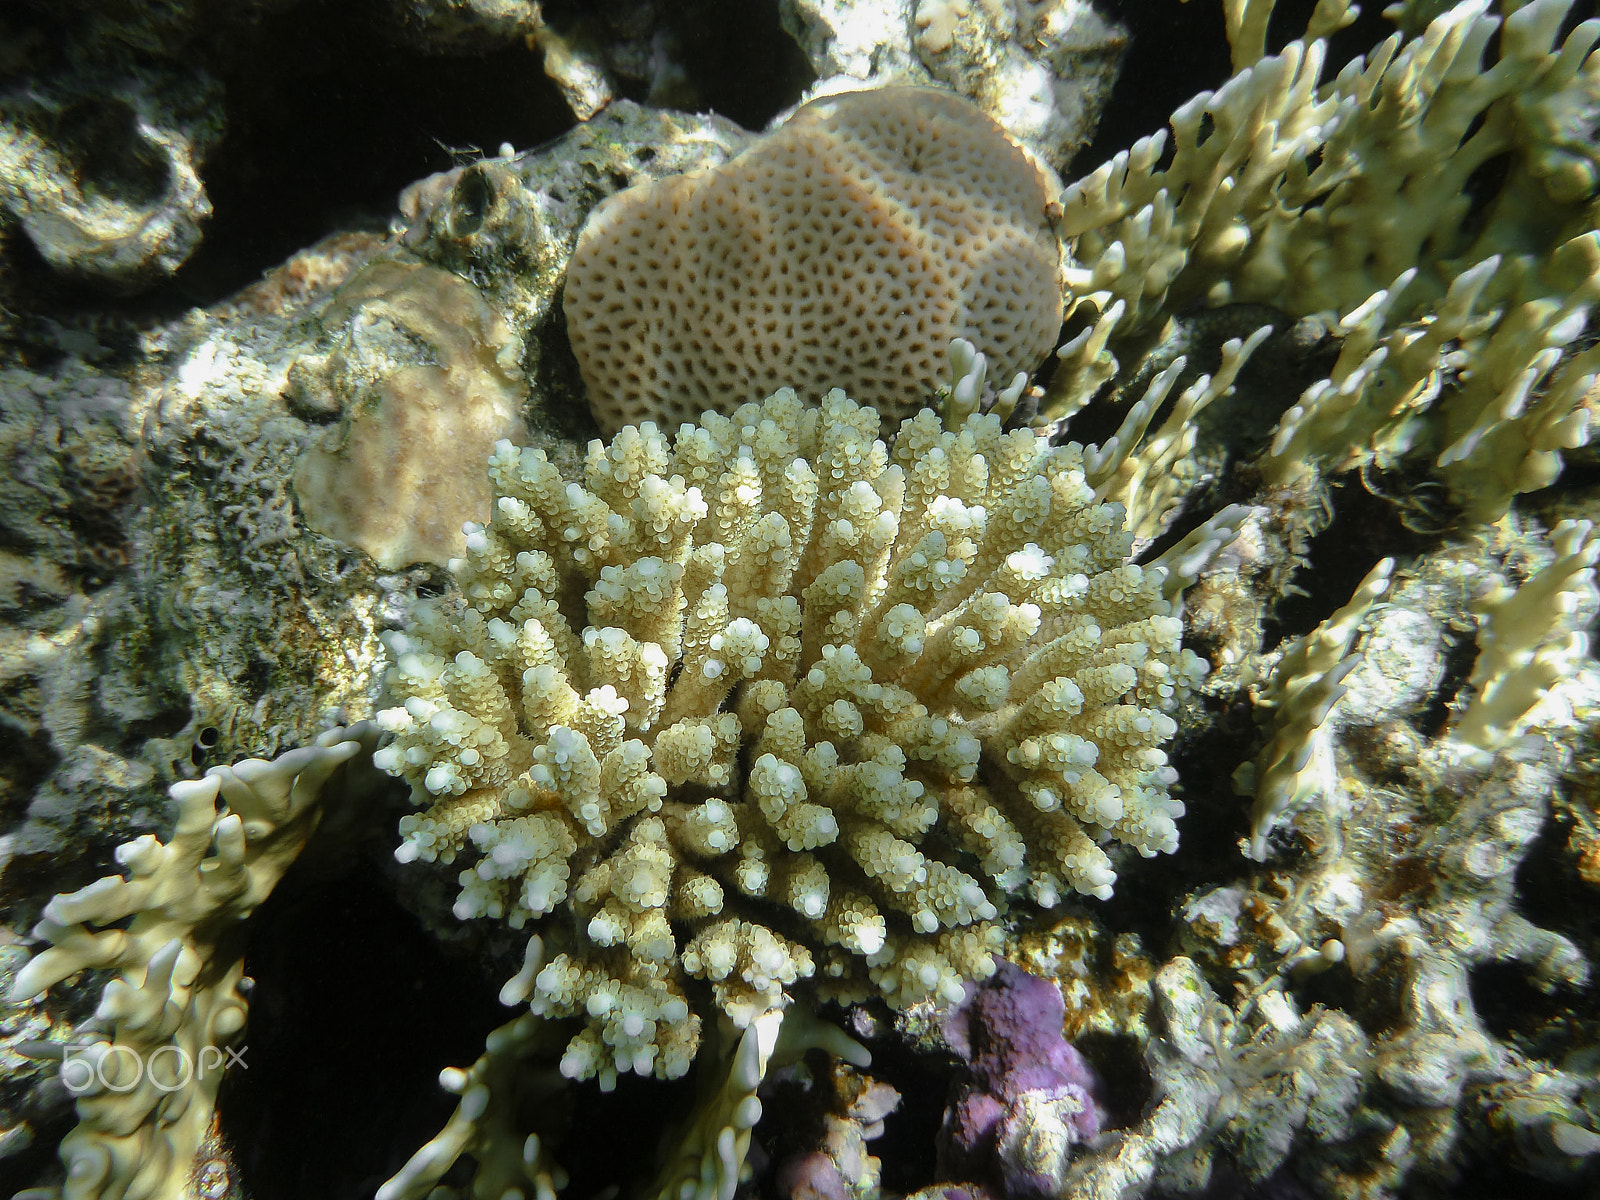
6,0,577,322
51,99,173,206
558,1063,700,1198
536,0,813,132
1070,1031,1150,1128
8,0,815,329
220,861,508,1200
1512,808,1600,1011
1093,687,1264,949
1456,150,1513,247
159,0,575,308
1469,959,1579,1049
1412,627,1477,739
845,1017,954,1194
121,699,194,746
0,726,61,828
1261,474,1436,652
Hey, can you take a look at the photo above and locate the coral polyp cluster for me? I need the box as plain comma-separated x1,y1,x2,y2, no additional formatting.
373,386,1202,1086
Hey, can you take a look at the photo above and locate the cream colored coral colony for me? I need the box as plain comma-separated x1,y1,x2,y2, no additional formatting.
374,383,1206,1089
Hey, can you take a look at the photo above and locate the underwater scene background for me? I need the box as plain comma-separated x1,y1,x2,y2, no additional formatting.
2,2,1600,1198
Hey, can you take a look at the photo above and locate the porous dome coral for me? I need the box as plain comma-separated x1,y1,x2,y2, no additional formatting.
562,87,1063,435
373,386,1204,1088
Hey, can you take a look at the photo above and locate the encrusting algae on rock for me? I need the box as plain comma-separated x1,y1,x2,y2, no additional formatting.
372,381,1211,1089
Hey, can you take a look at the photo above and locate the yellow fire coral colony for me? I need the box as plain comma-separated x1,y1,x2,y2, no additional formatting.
1053,0,1600,524
7,726,379,1200
373,387,1206,1086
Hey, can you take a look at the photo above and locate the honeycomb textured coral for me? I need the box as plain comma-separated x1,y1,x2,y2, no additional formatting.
562,87,1063,436
374,383,1203,1089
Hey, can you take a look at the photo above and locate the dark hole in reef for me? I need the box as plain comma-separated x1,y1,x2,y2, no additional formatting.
1,943,110,1183
1259,473,1434,653
1469,958,1583,1050
1262,0,1395,65
845,1014,953,1193
219,826,727,1200
1422,1153,1599,1200
1073,1031,1151,1128
446,164,495,239
1559,1,1600,45
1342,949,1408,1040
1456,110,1490,152
2,1105,77,1197
756,1051,847,1185
1456,150,1512,248
243,654,276,700
1412,624,1477,739
132,0,577,311
51,98,173,207
124,700,195,747
664,0,816,130
1086,689,1265,938
558,1063,698,1198
1148,1163,1319,1200
1478,13,1505,75
1294,184,1333,214
219,861,508,1200
1290,952,1363,1025
1054,361,1138,452
528,294,604,440
0,727,61,828
1018,325,1063,407
1521,434,1600,521
1513,808,1600,1001
539,0,814,131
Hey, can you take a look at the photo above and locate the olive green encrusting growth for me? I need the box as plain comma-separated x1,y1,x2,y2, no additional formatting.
374,386,1205,1088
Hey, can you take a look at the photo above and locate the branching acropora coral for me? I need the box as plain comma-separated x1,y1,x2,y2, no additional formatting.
374,386,1206,1088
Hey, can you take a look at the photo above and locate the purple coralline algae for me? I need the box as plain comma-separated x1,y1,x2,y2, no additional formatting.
939,959,1106,1197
